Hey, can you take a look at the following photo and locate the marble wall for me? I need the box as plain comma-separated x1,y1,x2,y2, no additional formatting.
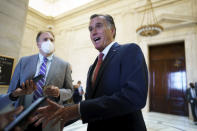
2,0,197,117
0,0,29,92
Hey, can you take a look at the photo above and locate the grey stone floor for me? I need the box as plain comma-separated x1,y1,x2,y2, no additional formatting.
63,112,197,131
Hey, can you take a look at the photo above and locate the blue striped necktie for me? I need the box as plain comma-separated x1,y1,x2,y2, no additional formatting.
33,57,48,101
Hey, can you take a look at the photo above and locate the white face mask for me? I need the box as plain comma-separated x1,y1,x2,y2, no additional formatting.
41,40,54,54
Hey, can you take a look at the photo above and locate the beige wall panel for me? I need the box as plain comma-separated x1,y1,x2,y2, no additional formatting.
0,0,28,59
19,26,39,57
19,9,50,58
0,0,29,93
54,26,97,85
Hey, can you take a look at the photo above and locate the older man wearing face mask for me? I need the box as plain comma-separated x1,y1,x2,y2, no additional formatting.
7,31,73,131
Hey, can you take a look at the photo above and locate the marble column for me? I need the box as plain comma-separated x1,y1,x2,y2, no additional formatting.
0,0,29,93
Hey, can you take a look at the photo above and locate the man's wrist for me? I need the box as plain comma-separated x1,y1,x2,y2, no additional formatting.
66,104,80,120
9,92,19,101
71,104,80,119
53,93,60,102
12,90,19,97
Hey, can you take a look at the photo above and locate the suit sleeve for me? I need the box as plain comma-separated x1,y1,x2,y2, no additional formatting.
7,59,22,94
80,44,148,123
186,89,191,103
7,58,23,107
0,93,13,110
58,63,73,104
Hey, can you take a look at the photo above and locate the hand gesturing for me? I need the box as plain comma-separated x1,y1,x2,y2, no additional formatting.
12,80,37,97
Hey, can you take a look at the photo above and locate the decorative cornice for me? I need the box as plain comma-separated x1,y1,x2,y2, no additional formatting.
134,0,180,13
54,0,121,21
28,0,121,21
158,13,197,30
27,7,55,29
28,7,53,20
27,0,196,33
159,13,197,23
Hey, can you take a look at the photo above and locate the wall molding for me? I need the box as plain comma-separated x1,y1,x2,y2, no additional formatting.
158,13,197,30
134,0,181,12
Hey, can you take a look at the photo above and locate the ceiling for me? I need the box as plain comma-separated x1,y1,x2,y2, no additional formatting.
28,0,94,17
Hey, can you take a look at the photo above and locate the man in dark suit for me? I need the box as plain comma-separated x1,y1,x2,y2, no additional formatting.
186,82,197,124
73,81,84,104
33,14,148,131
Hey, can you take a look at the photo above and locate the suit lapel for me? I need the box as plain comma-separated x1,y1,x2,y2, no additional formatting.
90,43,120,98
19,54,38,107
31,54,39,77
46,56,56,85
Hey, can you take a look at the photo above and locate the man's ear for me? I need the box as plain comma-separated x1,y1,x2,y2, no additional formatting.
111,28,115,38
37,42,41,48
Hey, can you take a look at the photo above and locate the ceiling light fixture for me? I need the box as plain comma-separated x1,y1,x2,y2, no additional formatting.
136,0,163,37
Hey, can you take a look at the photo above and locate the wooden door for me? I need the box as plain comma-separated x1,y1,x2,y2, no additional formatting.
149,42,188,116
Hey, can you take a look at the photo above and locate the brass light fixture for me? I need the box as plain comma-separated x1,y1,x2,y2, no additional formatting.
136,0,163,37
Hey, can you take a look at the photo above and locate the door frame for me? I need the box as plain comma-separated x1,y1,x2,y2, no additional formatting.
148,41,188,116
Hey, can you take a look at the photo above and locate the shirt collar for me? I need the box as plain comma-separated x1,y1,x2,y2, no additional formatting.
101,41,116,60
39,53,54,62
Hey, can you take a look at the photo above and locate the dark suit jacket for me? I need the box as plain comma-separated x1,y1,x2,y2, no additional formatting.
186,88,197,104
80,43,148,131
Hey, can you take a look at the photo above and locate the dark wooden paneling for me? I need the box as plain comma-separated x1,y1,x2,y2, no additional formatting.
149,42,188,116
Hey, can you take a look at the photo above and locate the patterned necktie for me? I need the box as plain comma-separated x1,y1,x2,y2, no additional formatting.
92,53,104,87
33,57,48,101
